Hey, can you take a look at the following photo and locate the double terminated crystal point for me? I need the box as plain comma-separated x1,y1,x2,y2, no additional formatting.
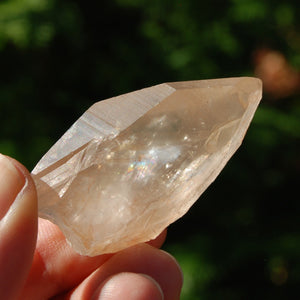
32,77,262,256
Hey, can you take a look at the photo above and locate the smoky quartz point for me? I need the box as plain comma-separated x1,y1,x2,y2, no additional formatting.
32,77,262,256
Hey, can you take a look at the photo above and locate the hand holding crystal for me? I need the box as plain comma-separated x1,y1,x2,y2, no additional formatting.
33,77,262,256
0,77,261,298
0,154,182,300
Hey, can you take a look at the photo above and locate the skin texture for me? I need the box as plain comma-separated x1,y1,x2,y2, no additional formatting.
0,154,183,300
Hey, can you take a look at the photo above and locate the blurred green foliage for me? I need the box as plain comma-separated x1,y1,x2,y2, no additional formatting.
0,0,299,298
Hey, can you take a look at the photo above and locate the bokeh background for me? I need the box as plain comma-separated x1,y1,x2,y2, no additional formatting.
0,0,299,298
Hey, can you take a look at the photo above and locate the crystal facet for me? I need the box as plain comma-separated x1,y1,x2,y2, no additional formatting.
32,77,262,256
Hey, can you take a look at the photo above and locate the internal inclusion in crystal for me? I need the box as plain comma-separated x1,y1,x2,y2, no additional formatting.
32,77,262,256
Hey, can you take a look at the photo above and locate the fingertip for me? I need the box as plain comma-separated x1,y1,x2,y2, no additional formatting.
0,154,26,219
147,228,167,249
89,244,183,300
1,155,38,240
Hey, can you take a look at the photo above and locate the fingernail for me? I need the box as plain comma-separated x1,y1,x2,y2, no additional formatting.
94,272,164,300
0,154,25,220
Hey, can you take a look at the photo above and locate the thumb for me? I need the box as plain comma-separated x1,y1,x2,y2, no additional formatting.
0,154,38,299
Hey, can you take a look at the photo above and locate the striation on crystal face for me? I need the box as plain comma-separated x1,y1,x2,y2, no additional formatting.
32,77,262,256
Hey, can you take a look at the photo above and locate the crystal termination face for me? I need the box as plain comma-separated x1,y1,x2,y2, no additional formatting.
32,77,262,256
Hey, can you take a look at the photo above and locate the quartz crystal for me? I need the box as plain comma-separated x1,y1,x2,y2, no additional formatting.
32,77,262,256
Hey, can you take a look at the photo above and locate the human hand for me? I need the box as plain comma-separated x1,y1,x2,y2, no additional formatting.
0,154,183,300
